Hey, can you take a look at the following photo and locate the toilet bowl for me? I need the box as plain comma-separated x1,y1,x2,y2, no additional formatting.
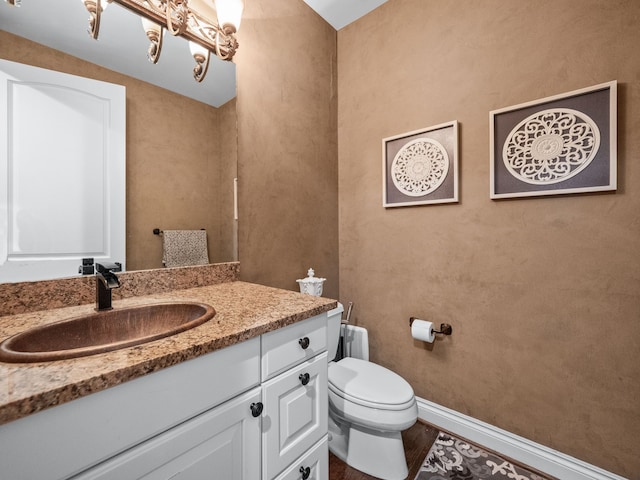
327,305,418,480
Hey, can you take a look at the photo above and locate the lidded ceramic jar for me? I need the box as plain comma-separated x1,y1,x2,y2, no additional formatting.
296,268,326,296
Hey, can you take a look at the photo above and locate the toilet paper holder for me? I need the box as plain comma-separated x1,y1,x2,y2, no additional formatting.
409,317,453,336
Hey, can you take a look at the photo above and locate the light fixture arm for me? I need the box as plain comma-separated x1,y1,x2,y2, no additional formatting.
214,29,235,61
146,25,164,64
82,0,105,39
165,0,188,36
192,50,210,83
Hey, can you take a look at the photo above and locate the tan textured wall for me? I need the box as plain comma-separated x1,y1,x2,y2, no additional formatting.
0,31,236,270
235,1,339,299
337,0,640,476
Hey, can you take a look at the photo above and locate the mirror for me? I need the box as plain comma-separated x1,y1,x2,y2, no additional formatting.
0,1,238,282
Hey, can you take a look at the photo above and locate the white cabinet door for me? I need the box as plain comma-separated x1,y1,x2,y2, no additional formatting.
74,388,262,480
262,352,328,480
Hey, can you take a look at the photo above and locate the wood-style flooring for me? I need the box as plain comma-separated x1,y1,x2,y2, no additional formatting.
328,420,440,480
328,420,556,480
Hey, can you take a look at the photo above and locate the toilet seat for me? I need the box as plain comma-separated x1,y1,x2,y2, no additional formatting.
328,357,415,410
328,357,418,431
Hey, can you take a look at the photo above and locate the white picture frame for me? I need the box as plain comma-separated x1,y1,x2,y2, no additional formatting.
382,120,459,208
490,81,617,199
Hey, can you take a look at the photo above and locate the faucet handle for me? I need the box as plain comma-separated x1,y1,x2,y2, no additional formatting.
96,262,122,274
78,257,95,275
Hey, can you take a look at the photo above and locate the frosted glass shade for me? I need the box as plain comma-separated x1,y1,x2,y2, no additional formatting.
214,0,244,31
141,18,161,35
189,40,208,57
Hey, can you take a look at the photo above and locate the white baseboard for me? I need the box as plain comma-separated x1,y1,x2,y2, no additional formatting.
416,397,628,480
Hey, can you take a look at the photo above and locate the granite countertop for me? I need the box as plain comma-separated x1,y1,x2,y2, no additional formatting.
0,281,337,426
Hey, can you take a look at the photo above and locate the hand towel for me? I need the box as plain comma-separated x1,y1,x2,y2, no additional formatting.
162,230,210,268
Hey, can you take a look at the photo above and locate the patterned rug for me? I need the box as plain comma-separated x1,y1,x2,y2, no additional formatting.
414,432,553,480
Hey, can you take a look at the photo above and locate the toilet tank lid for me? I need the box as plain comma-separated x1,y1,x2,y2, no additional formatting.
329,357,414,406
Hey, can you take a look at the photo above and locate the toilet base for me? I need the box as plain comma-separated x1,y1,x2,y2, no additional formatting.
328,415,409,480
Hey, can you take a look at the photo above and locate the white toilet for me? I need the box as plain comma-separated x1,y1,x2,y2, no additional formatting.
326,304,418,480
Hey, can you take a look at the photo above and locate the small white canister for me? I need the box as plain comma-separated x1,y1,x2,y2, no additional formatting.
296,268,326,296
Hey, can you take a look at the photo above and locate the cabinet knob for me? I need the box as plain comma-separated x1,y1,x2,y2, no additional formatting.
298,337,310,349
299,466,311,480
250,402,263,417
299,372,310,386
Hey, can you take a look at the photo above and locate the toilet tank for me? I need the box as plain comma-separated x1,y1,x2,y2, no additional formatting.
327,303,344,361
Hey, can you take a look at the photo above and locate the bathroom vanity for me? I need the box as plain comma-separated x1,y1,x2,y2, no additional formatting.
0,274,336,480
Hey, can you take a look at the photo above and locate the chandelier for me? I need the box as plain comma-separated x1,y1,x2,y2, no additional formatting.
5,0,244,83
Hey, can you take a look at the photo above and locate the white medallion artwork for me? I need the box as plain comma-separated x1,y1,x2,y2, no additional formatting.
502,108,601,185
391,138,450,196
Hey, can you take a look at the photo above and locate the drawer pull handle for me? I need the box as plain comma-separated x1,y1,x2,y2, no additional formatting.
299,466,311,480
250,402,263,417
298,337,310,349
299,372,310,385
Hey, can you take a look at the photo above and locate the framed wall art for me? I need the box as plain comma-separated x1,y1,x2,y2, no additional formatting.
490,81,617,199
382,120,458,208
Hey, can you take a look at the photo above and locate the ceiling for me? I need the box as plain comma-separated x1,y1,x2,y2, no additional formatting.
303,0,388,30
0,0,387,108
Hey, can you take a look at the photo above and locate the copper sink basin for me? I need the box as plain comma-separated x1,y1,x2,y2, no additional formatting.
0,302,216,363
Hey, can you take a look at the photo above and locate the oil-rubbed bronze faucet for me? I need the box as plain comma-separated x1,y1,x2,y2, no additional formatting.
95,262,122,311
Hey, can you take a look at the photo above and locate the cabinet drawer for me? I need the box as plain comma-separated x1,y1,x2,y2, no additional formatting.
74,387,262,480
262,313,327,381
273,437,328,480
262,352,328,480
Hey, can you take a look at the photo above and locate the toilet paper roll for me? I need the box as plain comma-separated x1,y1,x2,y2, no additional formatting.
411,319,435,343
